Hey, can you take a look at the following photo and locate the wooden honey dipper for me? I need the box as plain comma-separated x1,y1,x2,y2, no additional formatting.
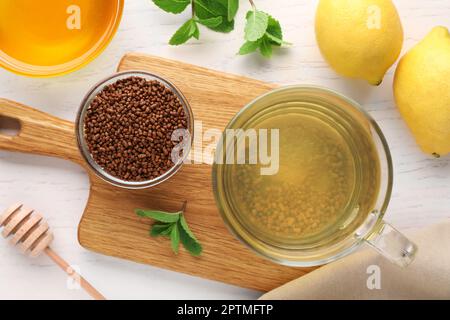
0,203,106,300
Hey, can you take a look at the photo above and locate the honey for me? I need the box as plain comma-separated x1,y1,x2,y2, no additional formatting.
0,0,123,76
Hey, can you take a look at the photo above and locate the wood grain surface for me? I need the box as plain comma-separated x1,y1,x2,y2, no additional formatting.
0,99,82,165
0,54,316,292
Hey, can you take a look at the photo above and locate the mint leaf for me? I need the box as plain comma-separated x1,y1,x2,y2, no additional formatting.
265,15,291,46
259,37,273,58
136,209,180,223
179,224,203,256
209,18,234,33
196,16,223,28
227,0,239,22
266,18,282,46
152,0,191,14
238,40,260,55
160,224,174,236
169,19,199,45
195,0,234,33
170,224,180,254
179,214,198,241
244,10,269,42
179,214,202,256
265,32,284,46
195,0,227,16
193,25,200,39
150,223,173,237
266,15,282,42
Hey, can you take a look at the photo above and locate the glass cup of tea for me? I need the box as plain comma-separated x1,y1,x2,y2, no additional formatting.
213,86,417,267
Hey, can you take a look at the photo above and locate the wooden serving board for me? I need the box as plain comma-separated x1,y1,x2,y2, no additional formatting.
0,53,316,291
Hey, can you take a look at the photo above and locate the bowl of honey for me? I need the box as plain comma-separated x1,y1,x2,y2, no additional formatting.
0,0,124,77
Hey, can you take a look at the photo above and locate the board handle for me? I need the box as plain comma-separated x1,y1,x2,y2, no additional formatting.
0,98,84,165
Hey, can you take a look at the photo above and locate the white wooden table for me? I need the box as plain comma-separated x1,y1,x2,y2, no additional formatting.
0,0,449,300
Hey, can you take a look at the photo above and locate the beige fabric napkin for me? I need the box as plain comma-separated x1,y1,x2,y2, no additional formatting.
260,221,450,300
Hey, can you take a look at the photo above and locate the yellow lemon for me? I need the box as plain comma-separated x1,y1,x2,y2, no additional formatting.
315,0,403,85
394,26,450,157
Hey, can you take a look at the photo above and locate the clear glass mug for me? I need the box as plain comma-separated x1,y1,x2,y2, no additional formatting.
212,86,417,268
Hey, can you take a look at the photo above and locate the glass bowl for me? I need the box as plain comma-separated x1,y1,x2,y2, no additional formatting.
75,71,194,189
0,0,124,77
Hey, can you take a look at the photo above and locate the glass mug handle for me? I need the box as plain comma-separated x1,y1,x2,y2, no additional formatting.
364,221,418,268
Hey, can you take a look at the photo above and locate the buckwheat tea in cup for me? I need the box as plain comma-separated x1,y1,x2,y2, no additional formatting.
76,71,193,189
213,86,417,267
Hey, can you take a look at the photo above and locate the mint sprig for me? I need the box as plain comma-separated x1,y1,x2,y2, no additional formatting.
151,0,289,58
239,10,289,58
135,203,203,257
